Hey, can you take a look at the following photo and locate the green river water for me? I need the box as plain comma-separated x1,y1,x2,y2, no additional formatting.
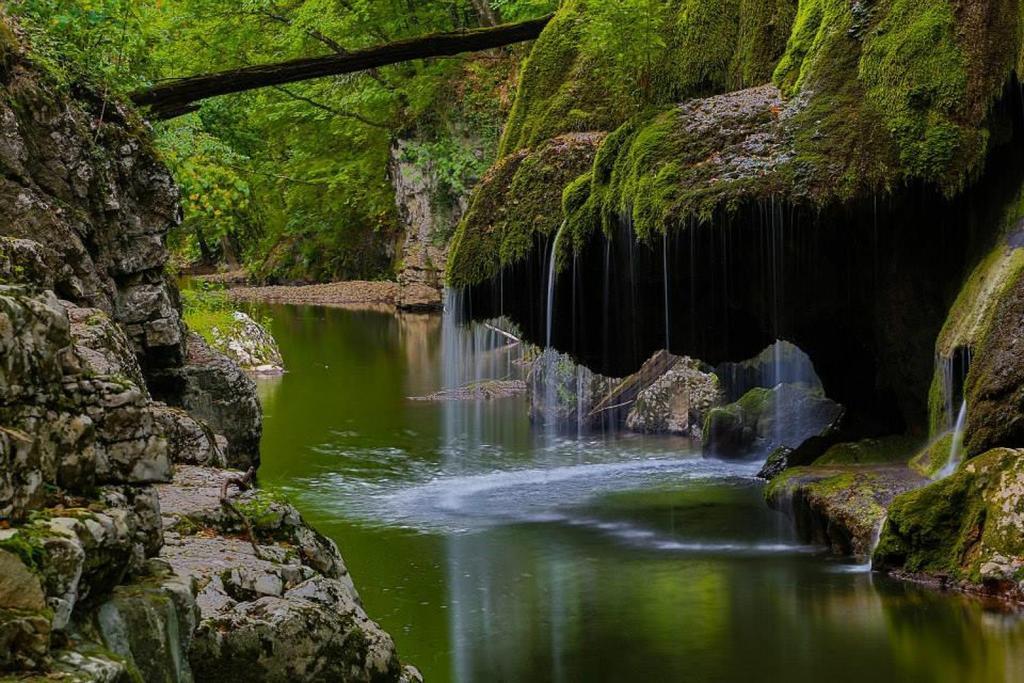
250,303,1024,682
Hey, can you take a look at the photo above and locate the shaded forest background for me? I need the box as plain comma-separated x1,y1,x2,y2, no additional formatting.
11,0,559,282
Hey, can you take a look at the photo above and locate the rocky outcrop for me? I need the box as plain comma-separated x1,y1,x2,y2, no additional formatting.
158,466,421,683
625,357,724,437
149,333,262,470
0,38,184,371
390,140,456,311
207,311,284,375
702,383,844,460
875,448,1024,601
0,21,413,681
766,462,926,558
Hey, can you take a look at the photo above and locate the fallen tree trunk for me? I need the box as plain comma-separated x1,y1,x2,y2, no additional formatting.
132,14,552,119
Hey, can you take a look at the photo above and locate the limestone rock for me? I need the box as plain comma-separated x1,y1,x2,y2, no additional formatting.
390,139,463,311
0,51,184,369
151,405,226,467
149,333,262,469
874,447,1024,600
766,464,927,557
92,559,198,683
0,547,46,611
0,236,54,290
65,305,147,391
157,466,408,682
625,357,724,437
208,311,284,375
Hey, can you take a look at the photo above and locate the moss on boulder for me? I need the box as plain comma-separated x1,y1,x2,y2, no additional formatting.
874,447,1024,599
500,0,797,155
449,0,1024,289
766,463,927,556
446,132,604,287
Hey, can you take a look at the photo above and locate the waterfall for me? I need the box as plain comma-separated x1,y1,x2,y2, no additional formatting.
546,223,565,348
937,399,968,479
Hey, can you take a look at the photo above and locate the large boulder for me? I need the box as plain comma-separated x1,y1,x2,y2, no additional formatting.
158,466,416,682
703,383,844,459
874,447,1024,601
207,311,284,375
625,356,724,437
770,440,929,557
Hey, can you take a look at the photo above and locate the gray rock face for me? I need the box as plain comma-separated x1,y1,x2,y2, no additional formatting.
158,466,408,682
65,304,148,390
0,24,413,682
626,357,725,437
0,60,184,370
149,333,262,469
390,139,462,311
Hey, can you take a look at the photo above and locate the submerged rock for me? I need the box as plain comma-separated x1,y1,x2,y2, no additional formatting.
409,379,526,401
874,447,1024,601
703,383,844,460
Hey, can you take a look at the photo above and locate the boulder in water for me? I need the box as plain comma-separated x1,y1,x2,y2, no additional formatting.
703,383,844,460
874,447,1024,601
625,357,724,437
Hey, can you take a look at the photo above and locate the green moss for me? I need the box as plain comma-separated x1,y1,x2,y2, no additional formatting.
446,133,603,287
500,0,798,155
877,448,1024,584
873,452,992,578
927,183,1024,433
813,435,922,466
234,489,289,533
0,528,46,573
909,433,954,478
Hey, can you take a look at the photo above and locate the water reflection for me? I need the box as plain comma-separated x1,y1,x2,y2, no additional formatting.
252,303,1024,683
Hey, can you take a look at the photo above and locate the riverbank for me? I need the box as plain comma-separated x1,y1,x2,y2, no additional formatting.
227,280,401,310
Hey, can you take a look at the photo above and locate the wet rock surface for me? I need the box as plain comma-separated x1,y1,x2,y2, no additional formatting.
875,447,1024,601
766,464,926,558
625,357,724,438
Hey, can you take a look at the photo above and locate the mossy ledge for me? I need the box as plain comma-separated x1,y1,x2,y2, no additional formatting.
874,447,1024,601
449,0,1024,290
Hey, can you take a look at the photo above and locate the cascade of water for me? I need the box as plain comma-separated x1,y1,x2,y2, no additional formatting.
937,399,968,479
546,224,565,348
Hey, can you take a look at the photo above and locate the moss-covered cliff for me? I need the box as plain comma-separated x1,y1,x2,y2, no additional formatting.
451,0,1024,286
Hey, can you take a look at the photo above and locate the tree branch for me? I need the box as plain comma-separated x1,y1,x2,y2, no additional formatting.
132,14,552,119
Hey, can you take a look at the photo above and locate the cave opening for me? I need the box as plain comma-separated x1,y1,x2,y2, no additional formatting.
462,80,1024,441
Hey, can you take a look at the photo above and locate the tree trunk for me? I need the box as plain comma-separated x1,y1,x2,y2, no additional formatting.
132,14,552,120
470,0,500,27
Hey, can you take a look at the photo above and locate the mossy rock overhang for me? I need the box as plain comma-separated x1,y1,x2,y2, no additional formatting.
447,0,1024,439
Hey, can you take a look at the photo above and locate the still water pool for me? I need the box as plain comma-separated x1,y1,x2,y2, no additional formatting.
251,303,1024,682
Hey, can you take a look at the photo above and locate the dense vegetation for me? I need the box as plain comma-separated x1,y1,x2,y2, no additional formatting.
9,0,555,282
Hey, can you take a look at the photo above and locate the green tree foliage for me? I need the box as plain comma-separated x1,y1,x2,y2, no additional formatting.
8,0,556,281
